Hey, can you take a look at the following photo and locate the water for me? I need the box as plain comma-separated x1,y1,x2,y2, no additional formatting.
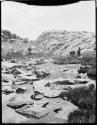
37,62,81,80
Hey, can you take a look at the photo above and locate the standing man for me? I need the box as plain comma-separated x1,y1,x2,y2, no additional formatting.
77,47,81,57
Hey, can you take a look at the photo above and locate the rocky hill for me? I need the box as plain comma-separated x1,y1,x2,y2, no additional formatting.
1,30,22,41
36,30,96,57
1,30,96,59
1,30,35,56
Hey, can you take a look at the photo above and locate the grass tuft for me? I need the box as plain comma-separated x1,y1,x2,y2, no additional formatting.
66,87,96,123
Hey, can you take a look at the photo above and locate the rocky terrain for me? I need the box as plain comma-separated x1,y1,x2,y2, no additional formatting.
1,30,96,123
1,30,96,59
36,30,95,57
2,58,96,123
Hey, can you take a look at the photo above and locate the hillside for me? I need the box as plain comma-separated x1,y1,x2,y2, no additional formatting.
1,30,36,56
1,30,96,59
36,30,96,57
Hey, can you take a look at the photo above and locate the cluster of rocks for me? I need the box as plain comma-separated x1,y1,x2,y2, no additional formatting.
2,60,49,95
2,59,96,121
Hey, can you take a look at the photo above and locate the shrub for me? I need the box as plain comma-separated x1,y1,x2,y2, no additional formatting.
78,66,89,74
66,87,96,123
2,51,24,61
54,80,74,85
89,84,95,90
78,65,96,80
68,109,95,123
65,87,96,110
80,56,96,67
52,53,96,66
87,66,96,80
53,56,80,65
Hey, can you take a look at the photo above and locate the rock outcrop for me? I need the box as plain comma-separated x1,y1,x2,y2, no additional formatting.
7,94,34,109
36,30,95,57
2,30,95,59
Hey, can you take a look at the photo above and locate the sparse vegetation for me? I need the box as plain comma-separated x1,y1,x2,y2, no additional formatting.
66,87,96,123
53,56,80,65
68,109,95,123
52,53,96,66
66,87,96,109
78,66,89,74
2,51,25,61
54,80,74,85
80,56,96,67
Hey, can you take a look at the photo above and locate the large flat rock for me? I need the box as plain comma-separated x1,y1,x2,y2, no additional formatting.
2,86,15,94
45,98,78,120
33,79,74,97
54,101,78,120
15,98,50,118
2,61,23,69
16,105,49,119
33,80,62,97
7,94,34,109
18,75,38,81
34,69,50,78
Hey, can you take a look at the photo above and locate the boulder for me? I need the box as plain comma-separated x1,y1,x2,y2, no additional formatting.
34,69,49,78
10,68,24,75
19,75,38,81
2,86,15,95
18,72,35,77
2,61,23,69
34,59,45,65
7,94,34,109
16,87,27,94
15,104,49,119
33,79,72,98
43,89,62,98
31,94,44,100
34,83,62,98
14,81,29,86
9,65,23,69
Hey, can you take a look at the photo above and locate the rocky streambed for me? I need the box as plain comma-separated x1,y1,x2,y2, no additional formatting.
2,59,96,123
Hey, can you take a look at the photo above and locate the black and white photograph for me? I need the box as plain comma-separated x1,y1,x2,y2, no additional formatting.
1,0,96,123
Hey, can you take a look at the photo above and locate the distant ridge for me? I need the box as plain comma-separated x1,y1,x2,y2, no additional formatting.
1,29,95,57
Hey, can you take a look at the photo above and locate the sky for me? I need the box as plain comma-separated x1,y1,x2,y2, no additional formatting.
1,1,95,40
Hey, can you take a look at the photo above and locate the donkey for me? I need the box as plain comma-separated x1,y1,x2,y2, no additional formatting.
70,51,75,56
